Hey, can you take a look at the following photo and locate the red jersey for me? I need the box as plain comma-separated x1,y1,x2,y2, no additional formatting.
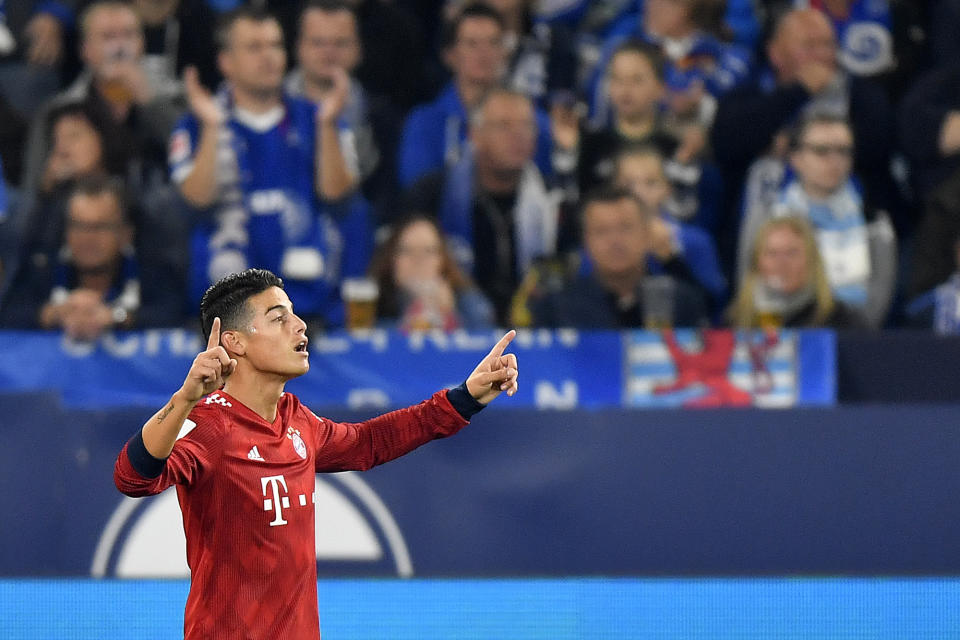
114,389,469,639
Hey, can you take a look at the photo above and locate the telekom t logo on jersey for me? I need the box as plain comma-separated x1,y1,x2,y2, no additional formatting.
261,474,317,526
261,475,290,526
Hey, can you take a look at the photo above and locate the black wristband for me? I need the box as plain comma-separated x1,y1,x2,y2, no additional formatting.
127,429,167,479
446,381,486,420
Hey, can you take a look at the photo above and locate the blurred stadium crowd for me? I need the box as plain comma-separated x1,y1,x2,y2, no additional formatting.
1,0,959,338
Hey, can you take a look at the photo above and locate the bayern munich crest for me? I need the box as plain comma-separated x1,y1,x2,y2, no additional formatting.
293,433,307,459
288,426,307,459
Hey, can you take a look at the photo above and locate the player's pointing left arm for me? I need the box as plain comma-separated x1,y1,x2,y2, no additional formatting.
464,329,520,403
311,330,519,472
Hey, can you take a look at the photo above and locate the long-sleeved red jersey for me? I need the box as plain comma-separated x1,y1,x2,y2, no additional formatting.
114,388,471,639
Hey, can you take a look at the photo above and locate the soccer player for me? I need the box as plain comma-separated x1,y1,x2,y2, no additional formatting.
113,268,519,638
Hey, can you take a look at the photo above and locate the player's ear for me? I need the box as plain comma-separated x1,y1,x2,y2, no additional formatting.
221,330,246,356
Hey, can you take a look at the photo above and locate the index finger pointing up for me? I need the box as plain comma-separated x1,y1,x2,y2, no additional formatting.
207,317,222,351
488,329,517,360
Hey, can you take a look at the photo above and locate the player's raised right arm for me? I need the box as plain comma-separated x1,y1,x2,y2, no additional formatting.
140,317,236,459
115,318,235,495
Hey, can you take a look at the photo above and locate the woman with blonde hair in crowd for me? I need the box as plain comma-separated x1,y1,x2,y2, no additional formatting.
368,214,494,331
729,216,865,329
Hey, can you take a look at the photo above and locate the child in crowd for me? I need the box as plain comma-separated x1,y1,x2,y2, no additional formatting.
613,144,726,309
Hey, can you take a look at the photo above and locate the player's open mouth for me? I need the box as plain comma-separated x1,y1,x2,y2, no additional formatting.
294,340,308,353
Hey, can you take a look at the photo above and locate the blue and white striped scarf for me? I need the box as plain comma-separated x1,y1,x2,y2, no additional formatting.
774,179,871,307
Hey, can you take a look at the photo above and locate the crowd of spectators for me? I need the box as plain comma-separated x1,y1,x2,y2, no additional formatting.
1,0,959,339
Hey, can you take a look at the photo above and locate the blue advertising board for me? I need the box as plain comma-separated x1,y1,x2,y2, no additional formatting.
2,394,960,578
0,328,834,409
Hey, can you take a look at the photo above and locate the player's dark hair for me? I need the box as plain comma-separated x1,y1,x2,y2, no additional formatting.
215,6,280,52
200,269,284,342
440,2,504,51
608,39,667,82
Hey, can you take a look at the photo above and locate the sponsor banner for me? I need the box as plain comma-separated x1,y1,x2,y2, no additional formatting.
0,329,834,410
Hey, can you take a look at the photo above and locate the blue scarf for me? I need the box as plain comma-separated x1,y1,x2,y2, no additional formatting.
775,179,870,307
196,87,338,316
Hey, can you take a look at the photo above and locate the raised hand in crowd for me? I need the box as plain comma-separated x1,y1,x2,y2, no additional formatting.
315,65,356,198
647,216,681,263
674,124,708,165
795,60,836,96
41,149,76,193
667,79,705,121
25,12,63,67
549,97,583,152
184,66,225,127
316,65,350,125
